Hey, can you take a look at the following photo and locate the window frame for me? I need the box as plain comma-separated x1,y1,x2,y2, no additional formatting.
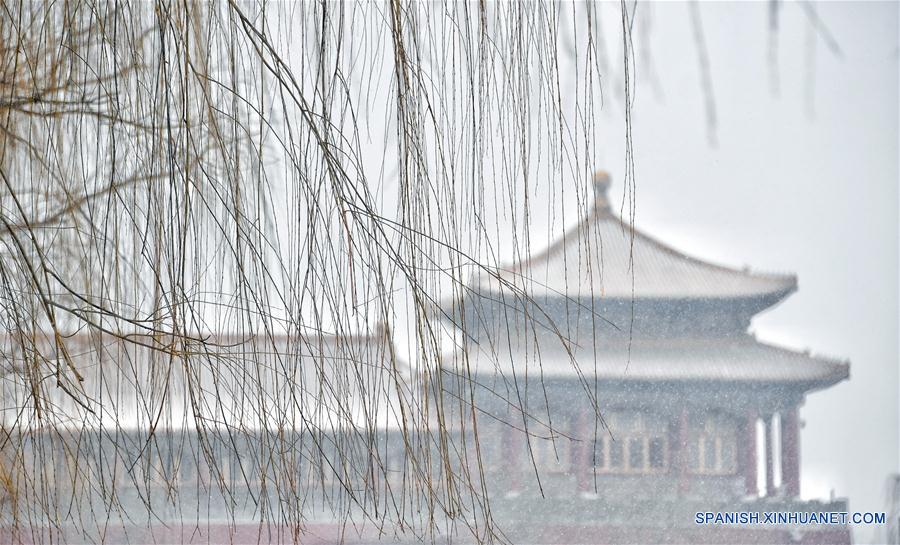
688,412,738,476
591,410,670,475
529,416,576,475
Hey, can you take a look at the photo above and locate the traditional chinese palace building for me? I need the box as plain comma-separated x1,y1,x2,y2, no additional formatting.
438,172,852,544
2,173,854,545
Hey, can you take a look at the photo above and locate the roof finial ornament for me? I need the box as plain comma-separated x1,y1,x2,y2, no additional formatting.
593,170,611,212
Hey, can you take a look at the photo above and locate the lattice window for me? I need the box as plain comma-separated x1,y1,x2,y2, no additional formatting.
592,411,669,474
531,422,574,475
689,412,738,475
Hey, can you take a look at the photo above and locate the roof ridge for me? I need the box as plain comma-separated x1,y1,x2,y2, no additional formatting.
475,185,799,304
0,330,387,346
750,337,850,366
603,212,797,285
511,202,795,285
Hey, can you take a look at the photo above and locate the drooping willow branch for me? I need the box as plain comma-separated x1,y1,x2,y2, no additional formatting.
0,1,831,543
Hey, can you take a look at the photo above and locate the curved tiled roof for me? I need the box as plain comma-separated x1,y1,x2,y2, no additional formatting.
0,330,409,431
445,335,849,391
476,174,796,303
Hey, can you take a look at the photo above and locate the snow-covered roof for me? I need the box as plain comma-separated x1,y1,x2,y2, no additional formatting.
443,335,849,391
476,172,796,303
0,329,412,432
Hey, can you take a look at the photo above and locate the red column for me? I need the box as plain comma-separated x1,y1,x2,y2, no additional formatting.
676,407,690,495
781,406,801,497
742,412,758,496
503,422,523,495
574,409,594,494
764,414,775,497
